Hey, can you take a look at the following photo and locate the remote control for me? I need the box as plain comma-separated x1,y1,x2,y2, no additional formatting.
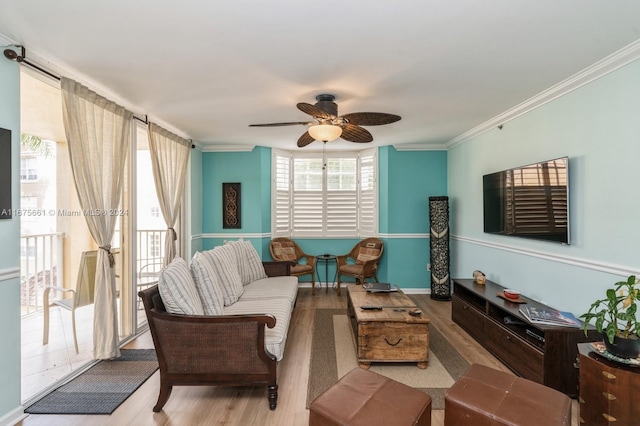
360,305,383,310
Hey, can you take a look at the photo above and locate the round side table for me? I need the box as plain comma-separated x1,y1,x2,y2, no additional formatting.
315,254,337,293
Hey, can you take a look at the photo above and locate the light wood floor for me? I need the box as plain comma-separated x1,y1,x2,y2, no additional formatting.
18,287,579,426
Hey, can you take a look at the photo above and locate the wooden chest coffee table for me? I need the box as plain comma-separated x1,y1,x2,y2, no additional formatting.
346,284,430,369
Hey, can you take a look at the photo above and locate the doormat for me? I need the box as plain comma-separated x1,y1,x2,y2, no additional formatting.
25,349,158,415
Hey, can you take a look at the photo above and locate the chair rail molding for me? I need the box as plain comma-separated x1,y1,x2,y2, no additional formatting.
0,266,20,282
453,235,638,278
378,233,429,239
194,232,271,240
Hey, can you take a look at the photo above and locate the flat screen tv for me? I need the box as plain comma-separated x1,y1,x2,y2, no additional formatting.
483,157,569,245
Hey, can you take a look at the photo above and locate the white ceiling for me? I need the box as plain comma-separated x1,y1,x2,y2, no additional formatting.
1,1,640,151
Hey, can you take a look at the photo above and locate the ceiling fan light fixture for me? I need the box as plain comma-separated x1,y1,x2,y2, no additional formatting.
308,124,342,142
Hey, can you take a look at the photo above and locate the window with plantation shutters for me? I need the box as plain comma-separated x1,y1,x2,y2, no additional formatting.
272,148,377,237
273,151,291,235
358,151,377,236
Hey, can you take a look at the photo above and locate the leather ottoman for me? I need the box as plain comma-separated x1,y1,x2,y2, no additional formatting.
445,364,571,426
309,368,431,426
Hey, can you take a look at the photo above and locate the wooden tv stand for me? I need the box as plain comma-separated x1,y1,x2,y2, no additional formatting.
452,278,598,397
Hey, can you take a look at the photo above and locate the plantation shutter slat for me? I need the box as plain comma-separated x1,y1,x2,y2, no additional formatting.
358,150,377,236
292,191,324,234
273,151,291,236
326,190,357,234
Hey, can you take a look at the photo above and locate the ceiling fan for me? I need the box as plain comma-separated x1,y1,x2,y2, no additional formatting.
249,94,401,147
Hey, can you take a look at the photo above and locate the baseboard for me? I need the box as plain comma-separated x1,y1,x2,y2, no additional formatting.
0,406,27,426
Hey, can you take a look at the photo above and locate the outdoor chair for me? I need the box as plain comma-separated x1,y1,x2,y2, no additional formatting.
336,238,384,296
43,250,97,354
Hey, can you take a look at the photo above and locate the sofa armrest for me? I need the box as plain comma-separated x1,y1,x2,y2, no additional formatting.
262,261,292,277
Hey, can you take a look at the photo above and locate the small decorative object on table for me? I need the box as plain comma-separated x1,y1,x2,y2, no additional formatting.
580,275,640,359
472,270,486,285
503,289,519,300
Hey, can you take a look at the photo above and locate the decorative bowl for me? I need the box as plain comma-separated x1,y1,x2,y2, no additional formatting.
503,289,520,300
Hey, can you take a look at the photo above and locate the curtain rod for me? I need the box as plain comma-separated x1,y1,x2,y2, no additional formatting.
3,45,148,124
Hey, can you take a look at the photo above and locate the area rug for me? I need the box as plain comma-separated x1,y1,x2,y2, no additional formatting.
25,349,158,415
306,309,469,410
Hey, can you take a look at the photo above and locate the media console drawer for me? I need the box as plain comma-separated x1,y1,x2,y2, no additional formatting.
452,295,485,339
452,278,598,397
484,319,544,383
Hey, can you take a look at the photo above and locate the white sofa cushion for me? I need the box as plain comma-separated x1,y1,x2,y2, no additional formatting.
203,245,244,306
190,252,225,315
223,297,292,361
240,276,299,309
158,257,204,315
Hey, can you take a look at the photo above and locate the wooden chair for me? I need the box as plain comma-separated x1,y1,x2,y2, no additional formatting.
43,250,97,354
269,237,317,295
336,238,384,296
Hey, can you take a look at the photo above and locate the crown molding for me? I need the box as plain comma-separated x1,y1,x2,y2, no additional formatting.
446,38,640,149
0,32,17,47
393,143,447,151
201,144,256,152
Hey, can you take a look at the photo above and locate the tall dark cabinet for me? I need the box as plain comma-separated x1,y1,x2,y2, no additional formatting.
429,196,450,300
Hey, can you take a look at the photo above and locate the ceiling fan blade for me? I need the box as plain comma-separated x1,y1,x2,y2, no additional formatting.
341,112,401,126
297,131,315,147
297,102,333,120
341,124,373,143
249,121,311,127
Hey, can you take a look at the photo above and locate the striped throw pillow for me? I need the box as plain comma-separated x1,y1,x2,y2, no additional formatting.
202,245,244,306
158,257,204,315
241,240,268,283
190,252,225,315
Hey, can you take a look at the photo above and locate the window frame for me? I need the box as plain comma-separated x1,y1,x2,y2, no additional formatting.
272,147,378,238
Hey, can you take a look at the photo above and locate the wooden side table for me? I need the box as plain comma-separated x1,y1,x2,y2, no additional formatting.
577,342,640,425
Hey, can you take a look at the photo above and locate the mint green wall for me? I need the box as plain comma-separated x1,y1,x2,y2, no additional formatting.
0,52,22,421
190,148,203,254
449,58,640,315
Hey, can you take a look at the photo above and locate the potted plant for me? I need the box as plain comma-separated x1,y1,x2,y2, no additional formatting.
580,275,640,359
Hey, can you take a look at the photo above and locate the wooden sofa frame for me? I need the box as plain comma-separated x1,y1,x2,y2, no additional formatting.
138,261,291,412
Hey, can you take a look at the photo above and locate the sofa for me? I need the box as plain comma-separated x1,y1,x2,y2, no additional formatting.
138,240,298,411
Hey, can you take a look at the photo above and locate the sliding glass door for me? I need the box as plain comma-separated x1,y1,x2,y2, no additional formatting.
18,69,171,402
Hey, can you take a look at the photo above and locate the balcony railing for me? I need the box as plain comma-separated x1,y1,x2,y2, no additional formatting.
21,230,166,317
20,232,64,315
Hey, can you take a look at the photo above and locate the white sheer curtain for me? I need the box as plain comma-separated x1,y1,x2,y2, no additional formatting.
148,122,190,266
61,77,132,360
